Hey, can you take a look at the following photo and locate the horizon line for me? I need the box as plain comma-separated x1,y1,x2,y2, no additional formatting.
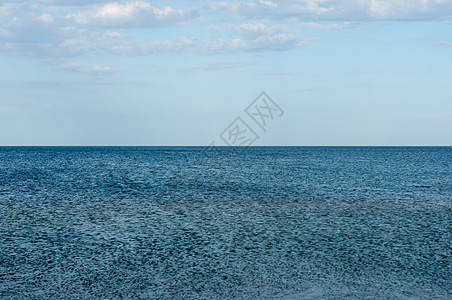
0,145,451,148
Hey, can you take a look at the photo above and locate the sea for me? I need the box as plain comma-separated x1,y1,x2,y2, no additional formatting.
0,146,450,299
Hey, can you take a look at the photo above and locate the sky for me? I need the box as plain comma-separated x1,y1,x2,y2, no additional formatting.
0,0,451,146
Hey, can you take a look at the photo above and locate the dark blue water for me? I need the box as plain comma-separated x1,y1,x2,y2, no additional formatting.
0,147,451,299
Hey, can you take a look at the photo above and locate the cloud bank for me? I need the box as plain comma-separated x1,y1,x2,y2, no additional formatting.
207,0,452,20
0,0,451,59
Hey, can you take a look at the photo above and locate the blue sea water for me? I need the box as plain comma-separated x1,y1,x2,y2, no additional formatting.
0,146,451,299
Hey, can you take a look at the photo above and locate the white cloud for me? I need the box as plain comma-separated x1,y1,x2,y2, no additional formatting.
180,61,256,72
105,31,122,38
300,22,351,30
0,0,451,59
0,1,201,58
71,1,198,27
207,0,279,15
204,21,303,52
226,22,290,36
56,62,114,73
207,0,452,20
209,34,302,52
38,13,53,23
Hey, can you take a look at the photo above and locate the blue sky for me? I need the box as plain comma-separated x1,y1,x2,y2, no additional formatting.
0,0,451,146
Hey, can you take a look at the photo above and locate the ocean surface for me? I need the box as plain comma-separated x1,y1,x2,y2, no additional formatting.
0,146,451,299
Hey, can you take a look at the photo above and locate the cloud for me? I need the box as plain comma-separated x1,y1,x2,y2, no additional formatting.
0,106,24,113
206,21,303,52
55,62,114,73
440,41,452,47
207,0,452,20
38,13,54,24
105,31,122,38
180,61,256,72
208,33,302,53
225,22,290,36
263,71,296,75
0,0,451,60
207,0,279,16
300,22,352,30
0,1,200,58
71,1,199,27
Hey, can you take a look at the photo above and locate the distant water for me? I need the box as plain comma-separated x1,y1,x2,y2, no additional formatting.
0,147,451,299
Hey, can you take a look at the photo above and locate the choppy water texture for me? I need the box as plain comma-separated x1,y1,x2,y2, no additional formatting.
0,147,451,299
